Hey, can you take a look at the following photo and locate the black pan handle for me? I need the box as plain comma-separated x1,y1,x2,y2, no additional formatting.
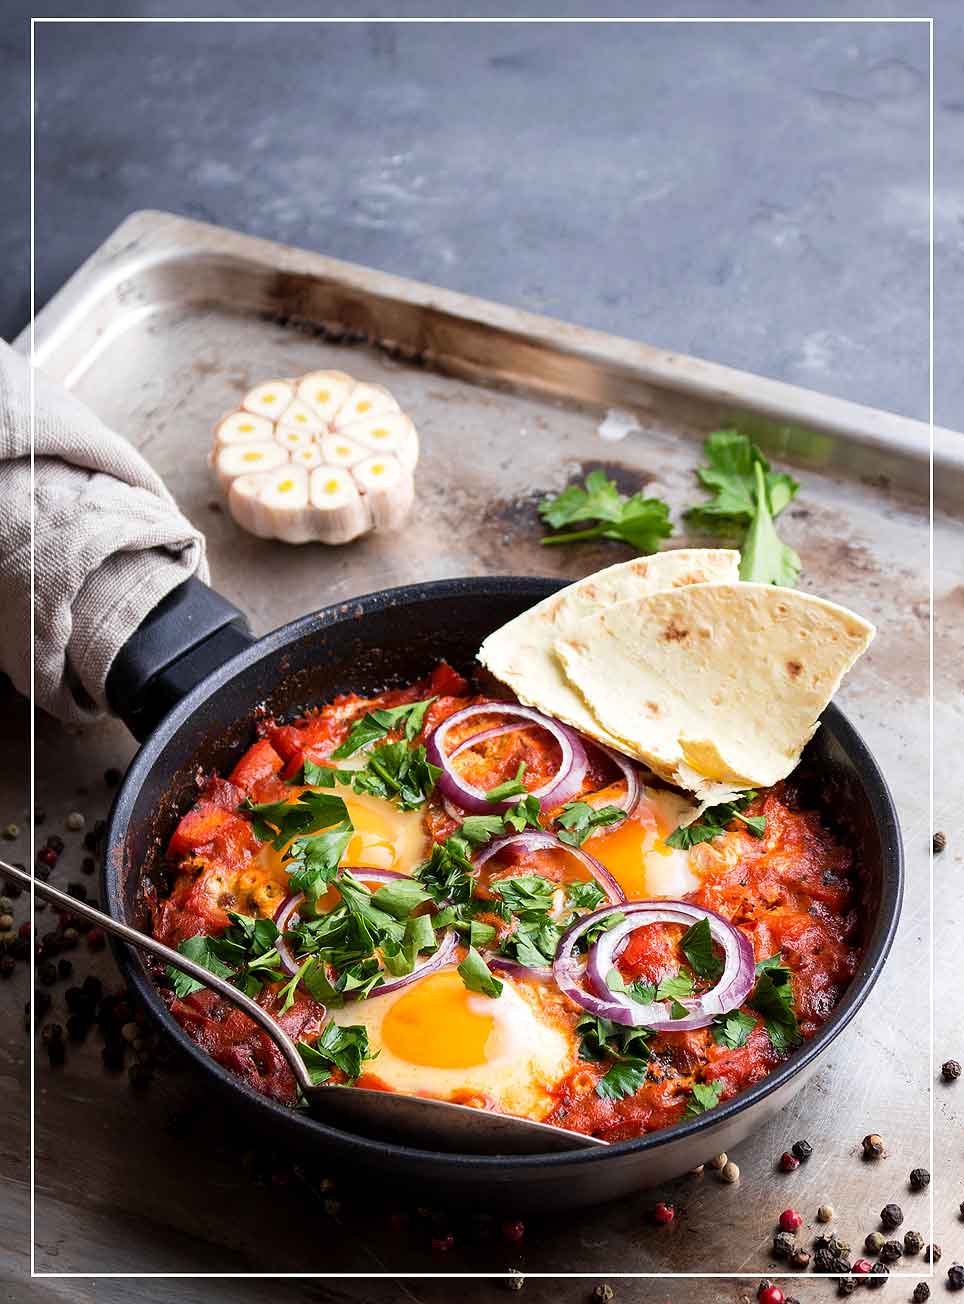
106,577,255,741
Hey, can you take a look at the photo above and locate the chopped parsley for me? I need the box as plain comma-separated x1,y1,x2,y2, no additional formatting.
712,1009,757,1049
596,1059,650,1102
457,946,503,999
749,955,801,1054
490,874,556,920
485,761,529,803
683,1079,724,1118
740,461,802,586
297,743,440,813
331,698,436,759
576,1013,653,1102
539,469,673,553
242,788,350,851
296,1020,374,1086
606,966,694,1006
165,910,283,999
665,793,766,849
556,801,626,847
679,916,724,981
565,879,607,912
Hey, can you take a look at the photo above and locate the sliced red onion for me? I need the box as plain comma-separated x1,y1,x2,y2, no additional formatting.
274,890,307,977
488,955,553,982
591,742,641,817
553,901,755,1031
346,926,458,1002
449,722,530,759
473,831,625,905
426,703,587,815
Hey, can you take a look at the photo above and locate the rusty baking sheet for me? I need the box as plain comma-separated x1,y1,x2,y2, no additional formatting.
22,209,961,1278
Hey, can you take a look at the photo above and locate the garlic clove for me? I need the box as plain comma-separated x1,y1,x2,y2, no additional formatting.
215,411,275,447
332,382,400,430
277,397,326,433
296,370,355,423
336,411,419,471
319,432,369,468
215,441,288,493
251,464,314,543
309,466,372,544
352,453,414,532
241,380,295,420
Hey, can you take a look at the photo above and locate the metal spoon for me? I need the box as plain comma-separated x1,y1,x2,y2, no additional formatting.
5,860,605,1154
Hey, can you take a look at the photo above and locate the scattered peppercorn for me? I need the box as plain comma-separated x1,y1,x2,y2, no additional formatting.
773,1231,796,1259
66,1014,89,1042
862,1133,885,1159
87,929,105,952
829,1235,851,1257
865,1231,885,1254
925,1244,942,1263
102,1043,124,1073
880,1203,903,1230
817,1203,835,1223
652,1202,674,1225
913,1284,930,1304
501,1219,525,1242
942,1060,962,1082
867,1263,889,1290
778,1209,803,1233
709,1152,728,1169
904,1230,925,1255
852,1260,873,1276
757,1287,785,1304
814,1247,837,1273
505,1272,525,1293
879,1240,902,1264
592,1288,615,1303
2,823,19,840
128,1062,152,1090
933,831,947,853
836,1280,857,1298
81,856,96,876
0,954,15,978
37,847,57,868
909,1167,930,1191
948,1265,964,1292
789,1139,812,1162
0,914,13,932
65,812,85,832
38,960,57,986
779,1151,800,1172
788,1247,810,1270
721,1160,740,1183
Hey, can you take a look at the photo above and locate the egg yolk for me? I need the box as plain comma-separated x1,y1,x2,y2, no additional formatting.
381,970,495,1068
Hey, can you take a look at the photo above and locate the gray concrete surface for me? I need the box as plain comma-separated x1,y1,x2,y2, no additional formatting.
2,4,955,426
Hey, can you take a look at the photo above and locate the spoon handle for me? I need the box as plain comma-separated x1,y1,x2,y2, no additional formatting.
1,858,315,1096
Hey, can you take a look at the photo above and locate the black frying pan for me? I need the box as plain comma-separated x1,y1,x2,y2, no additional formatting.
103,576,902,1211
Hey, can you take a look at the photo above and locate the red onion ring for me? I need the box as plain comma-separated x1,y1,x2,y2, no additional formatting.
449,722,530,759
426,703,588,815
553,901,755,1031
488,955,553,982
473,831,625,905
591,742,641,817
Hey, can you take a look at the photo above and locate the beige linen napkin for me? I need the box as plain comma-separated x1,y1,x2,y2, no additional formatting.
0,339,208,723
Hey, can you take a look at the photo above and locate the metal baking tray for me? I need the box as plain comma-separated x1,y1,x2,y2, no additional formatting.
22,209,961,1278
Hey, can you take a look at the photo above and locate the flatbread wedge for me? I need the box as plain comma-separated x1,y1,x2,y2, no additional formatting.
477,550,740,752
554,582,875,791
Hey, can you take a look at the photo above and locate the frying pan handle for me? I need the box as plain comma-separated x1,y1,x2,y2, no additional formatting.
106,577,255,741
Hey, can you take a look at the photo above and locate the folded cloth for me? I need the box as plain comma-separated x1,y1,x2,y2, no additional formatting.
0,339,208,724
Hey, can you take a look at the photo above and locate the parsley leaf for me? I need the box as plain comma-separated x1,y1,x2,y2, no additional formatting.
370,877,433,920
490,874,556,920
683,1079,724,1118
286,819,354,909
607,966,694,1006
242,789,350,851
349,740,441,812
296,1020,373,1086
457,946,503,999
665,792,765,849
565,879,607,911
712,1010,757,1049
458,814,508,846
502,794,543,833
749,959,801,1054
556,801,627,847
414,836,476,905
165,912,284,999
485,761,529,803
679,916,724,981
684,430,799,538
166,935,238,999
739,461,801,587
331,698,435,759
577,1013,652,1064
539,470,673,553
596,1058,650,1101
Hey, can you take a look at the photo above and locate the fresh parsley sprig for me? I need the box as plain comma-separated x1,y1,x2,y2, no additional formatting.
556,800,626,847
683,1079,724,1118
331,698,436,760
749,954,801,1053
539,470,673,553
296,1020,374,1086
165,911,284,1000
576,1013,653,1102
665,793,766,850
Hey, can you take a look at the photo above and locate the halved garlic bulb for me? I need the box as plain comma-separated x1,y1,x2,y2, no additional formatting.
211,370,419,546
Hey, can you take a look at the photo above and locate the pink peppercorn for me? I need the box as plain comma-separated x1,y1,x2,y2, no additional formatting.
18,922,31,939
501,1219,525,1242
853,1259,873,1275
779,1209,803,1232
431,1232,454,1253
87,928,105,951
38,848,57,867
778,1151,800,1172
653,1202,675,1225
758,1288,785,1304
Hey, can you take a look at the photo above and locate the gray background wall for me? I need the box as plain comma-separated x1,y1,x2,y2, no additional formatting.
3,3,956,425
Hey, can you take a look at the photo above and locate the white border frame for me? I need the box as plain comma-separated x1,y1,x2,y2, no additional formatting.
28,12,935,1284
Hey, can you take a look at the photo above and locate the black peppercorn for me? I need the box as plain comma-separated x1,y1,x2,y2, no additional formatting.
913,1284,930,1304
837,1278,858,1297
867,1263,889,1290
81,855,96,875
948,1265,964,1292
909,1167,930,1191
814,1247,837,1273
880,1203,903,1230
925,1244,942,1263
790,1139,813,1162
128,1061,152,1090
38,960,57,986
862,1133,885,1159
904,1230,925,1255
933,831,947,853
773,1231,796,1259
45,835,64,854
942,1060,962,1082
879,1240,902,1264
57,957,72,979
790,1248,811,1270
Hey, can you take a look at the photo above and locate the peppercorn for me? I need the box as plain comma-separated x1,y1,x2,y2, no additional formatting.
913,1284,930,1304
814,1247,837,1273
817,1203,835,1223
4,873,23,898
2,823,19,840
721,1160,740,1183
37,847,57,868
653,1203,674,1226
865,1231,885,1254
102,1043,124,1073
33,810,45,825
87,929,105,952
933,831,947,853
778,1151,799,1172
81,975,102,1001
0,896,11,914
33,992,51,1020
828,1235,851,1257
879,1240,902,1264
773,1231,796,1259
505,1272,525,1293
880,1203,903,1230
790,1139,812,1161
867,1263,889,1289
852,1260,873,1275
38,960,57,986
909,1167,930,1191
46,835,64,854
81,856,96,876
862,1133,885,1159
904,1230,925,1255
709,1152,728,1169
0,954,15,978
501,1219,525,1242
948,1265,964,1292
57,957,72,979
790,1248,811,1270
942,1060,962,1082
925,1244,942,1263
591,1288,615,1303
757,1288,784,1304
0,914,12,932
66,812,85,832
836,1280,857,1298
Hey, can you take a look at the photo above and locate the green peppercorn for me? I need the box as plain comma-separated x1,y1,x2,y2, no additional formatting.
880,1203,903,1230
909,1167,930,1191
913,1284,930,1303
879,1240,902,1264
904,1230,925,1255
828,1235,851,1257
2,823,19,840
865,1231,885,1254
942,1060,962,1082
862,1133,885,1159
